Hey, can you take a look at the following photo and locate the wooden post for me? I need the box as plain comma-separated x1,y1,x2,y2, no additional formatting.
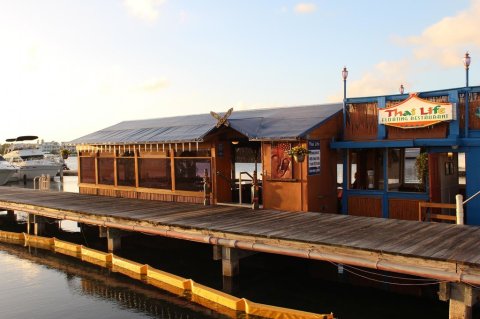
251,170,259,210
203,169,211,206
107,228,122,252
99,226,107,238
456,194,464,225
212,245,222,261
449,283,476,319
33,215,45,236
222,247,239,277
6,210,15,222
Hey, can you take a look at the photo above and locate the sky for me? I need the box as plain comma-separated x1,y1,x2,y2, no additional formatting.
1,0,479,143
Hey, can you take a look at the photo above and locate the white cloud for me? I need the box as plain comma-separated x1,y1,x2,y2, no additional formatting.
327,60,411,101
294,3,317,14
137,77,169,92
405,0,480,67
123,0,166,22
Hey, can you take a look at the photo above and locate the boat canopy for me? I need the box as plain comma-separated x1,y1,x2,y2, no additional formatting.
6,136,38,142
70,103,342,144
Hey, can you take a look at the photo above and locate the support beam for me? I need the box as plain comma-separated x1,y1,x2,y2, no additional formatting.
6,210,15,222
221,247,257,277
222,247,240,277
212,245,222,261
107,228,123,252
99,226,107,238
449,283,477,319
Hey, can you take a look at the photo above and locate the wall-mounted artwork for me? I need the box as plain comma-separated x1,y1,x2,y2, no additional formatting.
271,142,292,179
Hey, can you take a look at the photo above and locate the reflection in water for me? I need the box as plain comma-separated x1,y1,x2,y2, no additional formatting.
0,242,228,319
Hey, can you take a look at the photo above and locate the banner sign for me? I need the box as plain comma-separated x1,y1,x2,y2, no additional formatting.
378,94,454,129
308,140,320,176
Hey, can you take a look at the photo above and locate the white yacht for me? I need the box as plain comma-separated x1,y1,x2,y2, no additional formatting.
0,155,17,185
3,136,63,181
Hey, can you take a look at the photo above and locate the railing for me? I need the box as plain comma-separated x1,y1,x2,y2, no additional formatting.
418,202,456,223
33,174,51,191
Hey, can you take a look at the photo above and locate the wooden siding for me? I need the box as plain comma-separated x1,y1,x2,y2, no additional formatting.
459,92,480,130
389,198,426,221
344,103,378,140
347,196,382,218
80,185,205,204
387,123,448,140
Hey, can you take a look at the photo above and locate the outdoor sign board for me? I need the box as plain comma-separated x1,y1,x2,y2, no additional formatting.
378,94,454,128
308,140,320,176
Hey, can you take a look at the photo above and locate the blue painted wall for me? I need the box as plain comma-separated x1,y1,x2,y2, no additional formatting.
466,146,480,225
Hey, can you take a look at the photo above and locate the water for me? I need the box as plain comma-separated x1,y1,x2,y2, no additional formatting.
0,171,476,319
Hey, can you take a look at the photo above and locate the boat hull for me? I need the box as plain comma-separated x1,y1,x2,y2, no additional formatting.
0,169,16,185
10,165,62,181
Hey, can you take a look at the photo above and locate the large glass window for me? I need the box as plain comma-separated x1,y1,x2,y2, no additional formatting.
138,158,171,189
98,158,114,185
349,149,384,190
80,157,95,184
388,148,423,192
174,158,210,191
117,158,135,187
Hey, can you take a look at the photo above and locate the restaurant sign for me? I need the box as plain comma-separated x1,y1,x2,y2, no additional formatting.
378,94,455,129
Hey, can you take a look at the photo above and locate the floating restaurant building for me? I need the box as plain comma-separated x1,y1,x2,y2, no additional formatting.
71,85,480,225
70,104,343,213
332,85,480,225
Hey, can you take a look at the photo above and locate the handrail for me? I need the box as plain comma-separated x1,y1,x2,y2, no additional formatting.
238,172,253,205
463,189,480,205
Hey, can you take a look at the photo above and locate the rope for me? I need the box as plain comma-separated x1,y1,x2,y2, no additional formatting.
330,262,445,286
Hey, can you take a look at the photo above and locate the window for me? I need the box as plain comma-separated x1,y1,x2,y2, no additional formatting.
348,149,384,190
117,158,135,186
174,158,210,191
98,158,114,185
388,148,423,192
80,157,95,183
138,158,171,189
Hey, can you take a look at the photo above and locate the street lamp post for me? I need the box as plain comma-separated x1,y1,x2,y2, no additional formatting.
463,52,471,137
342,67,348,132
464,52,471,87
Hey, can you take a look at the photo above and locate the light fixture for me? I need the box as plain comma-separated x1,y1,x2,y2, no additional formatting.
342,66,348,81
231,140,239,145
447,152,453,160
464,52,471,69
399,84,404,94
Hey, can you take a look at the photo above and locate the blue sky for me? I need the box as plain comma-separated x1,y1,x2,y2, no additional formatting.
0,0,478,142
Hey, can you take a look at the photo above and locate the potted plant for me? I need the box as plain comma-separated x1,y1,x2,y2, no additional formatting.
415,152,428,191
287,145,310,163
60,149,70,160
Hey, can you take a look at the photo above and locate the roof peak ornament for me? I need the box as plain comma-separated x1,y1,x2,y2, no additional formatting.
210,108,233,128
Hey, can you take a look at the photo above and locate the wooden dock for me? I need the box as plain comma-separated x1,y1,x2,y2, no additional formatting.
1,186,480,316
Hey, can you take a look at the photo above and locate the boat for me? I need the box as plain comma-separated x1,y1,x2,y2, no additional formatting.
0,155,17,185
3,136,63,181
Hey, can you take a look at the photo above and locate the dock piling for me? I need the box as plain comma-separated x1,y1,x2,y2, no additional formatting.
449,283,477,319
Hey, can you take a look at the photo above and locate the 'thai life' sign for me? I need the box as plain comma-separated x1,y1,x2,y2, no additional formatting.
378,94,454,128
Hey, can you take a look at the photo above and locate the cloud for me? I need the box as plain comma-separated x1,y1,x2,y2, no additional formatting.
405,0,480,67
327,60,411,101
137,77,169,92
294,3,317,14
123,0,166,22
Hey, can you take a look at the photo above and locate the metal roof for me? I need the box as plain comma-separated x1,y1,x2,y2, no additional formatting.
70,103,342,144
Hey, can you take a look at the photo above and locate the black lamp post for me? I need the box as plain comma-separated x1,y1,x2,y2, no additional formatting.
342,66,348,131
464,52,471,87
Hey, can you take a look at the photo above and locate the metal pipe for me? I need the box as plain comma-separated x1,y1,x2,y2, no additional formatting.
10,208,480,285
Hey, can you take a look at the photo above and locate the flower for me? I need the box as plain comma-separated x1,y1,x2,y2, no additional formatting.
286,146,310,156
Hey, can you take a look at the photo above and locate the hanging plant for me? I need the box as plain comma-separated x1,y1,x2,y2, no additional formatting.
415,152,428,191
286,146,310,163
